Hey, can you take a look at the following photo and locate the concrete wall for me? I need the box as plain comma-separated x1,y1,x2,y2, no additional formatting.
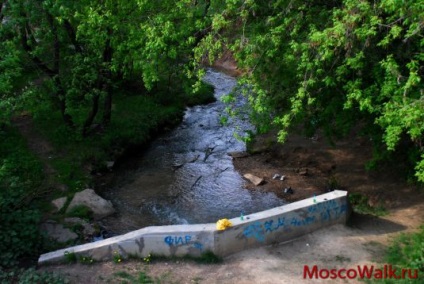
38,190,349,265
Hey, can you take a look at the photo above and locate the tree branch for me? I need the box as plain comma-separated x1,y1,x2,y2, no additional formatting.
20,24,55,77
46,11,59,73
0,0,6,23
63,19,83,53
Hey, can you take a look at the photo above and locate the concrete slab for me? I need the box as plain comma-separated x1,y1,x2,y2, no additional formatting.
38,190,349,265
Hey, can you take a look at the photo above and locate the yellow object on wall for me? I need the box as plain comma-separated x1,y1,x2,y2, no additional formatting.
216,218,232,230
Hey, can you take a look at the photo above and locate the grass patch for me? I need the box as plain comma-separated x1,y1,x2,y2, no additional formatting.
65,204,93,220
348,193,387,217
386,226,424,277
111,269,176,284
362,226,424,283
113,271,155,284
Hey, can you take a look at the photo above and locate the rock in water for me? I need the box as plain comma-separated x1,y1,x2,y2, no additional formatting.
243,173,265,186
67,189,115,220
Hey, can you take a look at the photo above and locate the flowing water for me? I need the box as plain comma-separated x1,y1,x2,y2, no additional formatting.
101,69,285,234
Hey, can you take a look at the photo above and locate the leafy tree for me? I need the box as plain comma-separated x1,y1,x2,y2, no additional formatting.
196,0,424,181
0,0,212,135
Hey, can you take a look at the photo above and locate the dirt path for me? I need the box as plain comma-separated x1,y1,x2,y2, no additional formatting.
40,132,424,283
12,114,68,192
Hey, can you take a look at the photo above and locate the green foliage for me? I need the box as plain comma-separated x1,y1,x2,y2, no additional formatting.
0,127,44,267
78,255,95,265
63,251,94,265
66,205,93,219
0,268,68,284
30,78,214,194
113,250,123,264
0,41,23,126
143,254,152,264
326,175,340,192
195,0,424,182
348,193,387,217
364,226,424,283
113,271,155,284
185,82,216,107
1,0,213,135
387,226,424,273
63,251,77,264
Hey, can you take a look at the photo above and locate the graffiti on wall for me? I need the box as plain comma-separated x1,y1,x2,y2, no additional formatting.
164,235,203,251
242,200,347,242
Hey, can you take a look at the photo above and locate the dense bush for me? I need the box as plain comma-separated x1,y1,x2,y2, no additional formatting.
0,128,43,267
0,268,68,284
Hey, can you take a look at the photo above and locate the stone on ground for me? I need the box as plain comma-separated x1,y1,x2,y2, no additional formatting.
243,173,265,186
51,197,67,212
64,217,96,236
67,189,115,220
40,220,78,243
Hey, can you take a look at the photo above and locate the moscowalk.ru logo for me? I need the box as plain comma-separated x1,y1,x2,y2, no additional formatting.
303,265,419,280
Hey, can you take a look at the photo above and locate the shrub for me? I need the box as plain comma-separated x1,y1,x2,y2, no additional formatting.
0,268,68,284
0,190,41,267
0,128,43,267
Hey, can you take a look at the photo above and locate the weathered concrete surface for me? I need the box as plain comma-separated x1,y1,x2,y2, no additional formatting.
214,190,349,256
38,190,349,265
39,224,215,265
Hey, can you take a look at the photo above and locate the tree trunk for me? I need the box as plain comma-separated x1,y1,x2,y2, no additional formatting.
47,12,74,128
54,77,74,128
101,28,113,126
82,93,100,137
63,19,83,53
102,85,112,126
20,14,74,128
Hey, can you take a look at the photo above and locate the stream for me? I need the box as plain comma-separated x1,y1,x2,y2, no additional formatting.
101,69,285,235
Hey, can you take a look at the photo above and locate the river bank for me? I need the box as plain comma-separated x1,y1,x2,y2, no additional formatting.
39,129,424,283
0,75,216,269
5,67,424,283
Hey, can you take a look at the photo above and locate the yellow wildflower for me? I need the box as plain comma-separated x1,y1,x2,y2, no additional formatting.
216,218,232,230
